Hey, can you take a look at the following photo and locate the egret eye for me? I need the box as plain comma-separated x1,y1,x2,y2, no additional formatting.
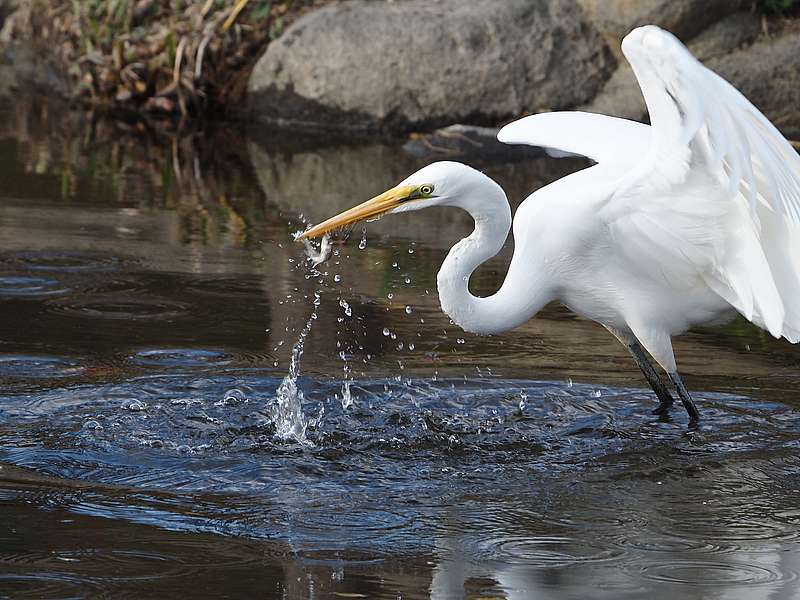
420,185,434,196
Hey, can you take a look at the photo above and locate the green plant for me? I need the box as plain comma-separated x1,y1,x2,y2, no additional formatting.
759,0,800,13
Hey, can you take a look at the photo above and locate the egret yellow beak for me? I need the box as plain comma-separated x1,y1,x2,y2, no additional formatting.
295,184,420,241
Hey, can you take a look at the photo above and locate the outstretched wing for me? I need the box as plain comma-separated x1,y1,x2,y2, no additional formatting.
497,111,651,173
498,26,800,342
619,25,800,224
607,25,800,340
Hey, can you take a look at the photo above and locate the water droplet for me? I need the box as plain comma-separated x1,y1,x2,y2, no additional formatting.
591,389,601,398
387,293,394,300
340,380,353,409
404,277,411,284
456,338,465,344
339,298,352,317
334,274,342,283
518,391,528,412
408,248,414,254
567,378,573,388
404,305,412,314
358,228,368,250
408,343,415,351
217,388,248,406
382,327,391,336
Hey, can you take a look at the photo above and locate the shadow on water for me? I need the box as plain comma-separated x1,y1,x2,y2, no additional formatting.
1,96,800,599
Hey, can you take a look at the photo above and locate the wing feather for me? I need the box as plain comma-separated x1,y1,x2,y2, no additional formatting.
497,111,651,173
609,25,800,340
498,28,800,341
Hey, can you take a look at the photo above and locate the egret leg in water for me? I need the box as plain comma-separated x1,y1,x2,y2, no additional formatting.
296,25,800,425
669,371,700,423
626,342,675,415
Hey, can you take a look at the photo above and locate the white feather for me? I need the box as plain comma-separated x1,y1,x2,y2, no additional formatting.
497,26,800,344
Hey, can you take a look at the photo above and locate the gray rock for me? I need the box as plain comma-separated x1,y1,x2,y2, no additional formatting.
248,0,615,133
689,11,762,61
708,29,800,138
579,63,644,122
576,0,745,45
402,124,543,162
580,21,800,137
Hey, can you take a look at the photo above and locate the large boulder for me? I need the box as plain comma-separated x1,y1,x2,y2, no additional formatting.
708,28,800,138
248,0,615,133
581,15,800,137
576,0,746,48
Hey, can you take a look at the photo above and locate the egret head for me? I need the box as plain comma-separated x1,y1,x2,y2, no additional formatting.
295,161,495,240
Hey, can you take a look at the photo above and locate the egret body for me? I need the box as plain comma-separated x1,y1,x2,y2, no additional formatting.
298,26,800,421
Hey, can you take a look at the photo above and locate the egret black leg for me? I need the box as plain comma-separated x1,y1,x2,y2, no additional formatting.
627,342,675,414
668,371,700,422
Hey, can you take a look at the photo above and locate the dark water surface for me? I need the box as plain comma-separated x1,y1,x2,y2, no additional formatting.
1,98,800,600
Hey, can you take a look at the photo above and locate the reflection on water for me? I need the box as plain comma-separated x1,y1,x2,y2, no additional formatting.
1,96,800,599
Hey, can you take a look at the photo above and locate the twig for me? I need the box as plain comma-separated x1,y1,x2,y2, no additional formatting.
195,27,214,79
222,0,251,32
200,0,215,18
173,35,188,116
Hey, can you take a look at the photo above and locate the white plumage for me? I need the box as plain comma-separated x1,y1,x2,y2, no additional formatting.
298,26,800,421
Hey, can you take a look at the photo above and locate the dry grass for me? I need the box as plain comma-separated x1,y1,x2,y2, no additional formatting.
5,0,328,118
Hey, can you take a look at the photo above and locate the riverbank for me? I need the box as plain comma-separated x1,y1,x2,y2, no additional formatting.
0,0,328,119
1,0,799,137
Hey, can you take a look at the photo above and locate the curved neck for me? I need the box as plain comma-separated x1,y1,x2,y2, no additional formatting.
437,188,552,335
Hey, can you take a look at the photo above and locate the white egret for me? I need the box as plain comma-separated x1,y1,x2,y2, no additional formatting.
297,25,800,422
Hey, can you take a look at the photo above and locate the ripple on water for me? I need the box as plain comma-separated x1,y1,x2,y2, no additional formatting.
131,348,233,368
0,355,84,378
0,276,69,297
635,559,793,587
82,277,149,296
3,250,124,272
47,296,190,320
472,534,625,567
293,505,415,535
184,276,265,299
0,574,98,600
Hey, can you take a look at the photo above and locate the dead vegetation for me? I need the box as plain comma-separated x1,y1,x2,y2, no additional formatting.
4,0,328,119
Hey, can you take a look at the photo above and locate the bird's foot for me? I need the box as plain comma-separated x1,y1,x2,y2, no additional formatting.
651,399,673,416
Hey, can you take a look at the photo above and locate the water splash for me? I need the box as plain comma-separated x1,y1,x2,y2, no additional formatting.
268,291,321,443
337,298,355,409
340,380,354,409
358,227,367,250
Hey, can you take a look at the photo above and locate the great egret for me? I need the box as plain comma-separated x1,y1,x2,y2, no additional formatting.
297,25,800,422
